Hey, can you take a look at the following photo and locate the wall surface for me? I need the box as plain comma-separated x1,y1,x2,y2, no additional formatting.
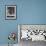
0,0,46,45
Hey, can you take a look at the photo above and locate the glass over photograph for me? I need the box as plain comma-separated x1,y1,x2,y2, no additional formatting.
5,5,16,20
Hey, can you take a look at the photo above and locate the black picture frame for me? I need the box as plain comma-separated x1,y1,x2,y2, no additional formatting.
5,5,17,20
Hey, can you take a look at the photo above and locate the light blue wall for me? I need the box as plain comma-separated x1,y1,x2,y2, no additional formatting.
0,0,46,44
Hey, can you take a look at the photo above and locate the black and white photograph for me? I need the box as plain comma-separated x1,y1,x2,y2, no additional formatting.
5,5,16,20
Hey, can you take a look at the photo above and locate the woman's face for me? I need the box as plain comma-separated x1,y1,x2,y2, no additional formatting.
7,7,15,15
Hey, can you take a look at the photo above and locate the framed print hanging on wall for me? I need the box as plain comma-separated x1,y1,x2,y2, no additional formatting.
5,5,16,20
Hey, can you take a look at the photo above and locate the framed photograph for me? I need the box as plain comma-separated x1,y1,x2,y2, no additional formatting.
5,5,16,20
